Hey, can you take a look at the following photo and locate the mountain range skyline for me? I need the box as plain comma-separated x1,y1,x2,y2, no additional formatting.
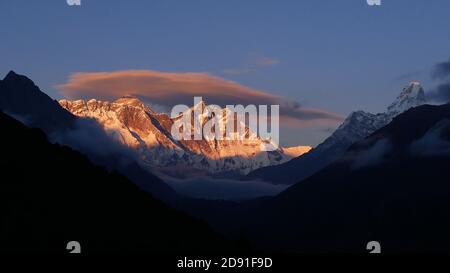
0,70,431,199
59,95,311,177
2,70,450,253
3,0,450,256
3,0,450,146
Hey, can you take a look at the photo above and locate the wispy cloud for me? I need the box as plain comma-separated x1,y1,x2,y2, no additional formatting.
350,138,391,170
411,119,450,157
255,57,280,67
222,56,280,75
431,60,450,80
57,69,342,124
429,60,450,102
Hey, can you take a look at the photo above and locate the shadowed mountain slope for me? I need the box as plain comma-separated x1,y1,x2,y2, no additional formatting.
241,103,450,253
0,111,227,253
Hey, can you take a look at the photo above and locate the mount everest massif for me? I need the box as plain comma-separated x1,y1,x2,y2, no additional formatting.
59,97,311,178
3,0,450,257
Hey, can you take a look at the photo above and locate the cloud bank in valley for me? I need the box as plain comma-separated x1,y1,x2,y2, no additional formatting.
350,138,391,170
411,119,450,157
57,70,342,124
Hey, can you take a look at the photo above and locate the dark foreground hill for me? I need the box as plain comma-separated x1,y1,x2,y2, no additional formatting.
183,103,450,253
240,103,450,253
0,111,226,253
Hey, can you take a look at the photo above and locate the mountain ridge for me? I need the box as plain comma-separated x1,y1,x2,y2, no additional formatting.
0,70,76,132
245,81,427,184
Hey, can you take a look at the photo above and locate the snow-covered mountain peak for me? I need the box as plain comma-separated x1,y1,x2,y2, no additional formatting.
114,96,155,113
182,99,208,117
319,82,427,154
245,81,429,184
193,99,207,110
339,110,373,128
333,81,428,147
387,81,426,117
115,96,143,105
59,97,310,177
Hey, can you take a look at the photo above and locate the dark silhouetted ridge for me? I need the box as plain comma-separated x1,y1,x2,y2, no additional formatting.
0,71,76,132
0,111,227,253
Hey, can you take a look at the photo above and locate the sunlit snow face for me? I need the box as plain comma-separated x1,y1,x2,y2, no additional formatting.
170,96,280,152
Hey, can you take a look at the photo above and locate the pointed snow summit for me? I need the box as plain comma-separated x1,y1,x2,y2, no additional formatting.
387,81,426,117
326,81,427,151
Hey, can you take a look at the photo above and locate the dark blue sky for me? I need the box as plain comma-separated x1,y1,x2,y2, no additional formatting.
1,0,450,146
